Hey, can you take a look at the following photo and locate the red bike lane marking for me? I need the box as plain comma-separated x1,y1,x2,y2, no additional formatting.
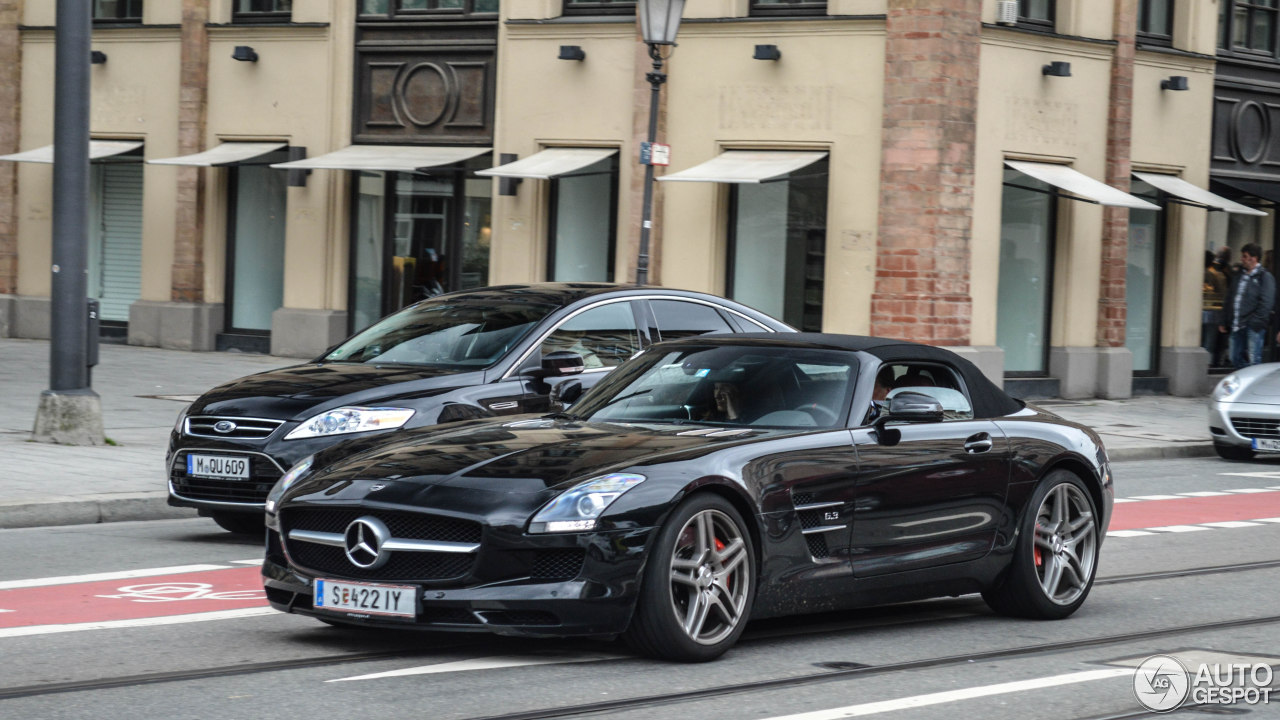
0,566,266,629
1109,491,1280,531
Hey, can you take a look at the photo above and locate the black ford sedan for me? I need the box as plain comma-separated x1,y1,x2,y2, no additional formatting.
262,334,1113,661
167,284,790,533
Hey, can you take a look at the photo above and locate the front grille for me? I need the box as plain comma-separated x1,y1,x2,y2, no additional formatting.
805,533,829,558
169,451,281,504
531,549,585,581
286,542,474,582
186,416,284,440
797,510,823,531
1232,416,1280,439
282,508,482,545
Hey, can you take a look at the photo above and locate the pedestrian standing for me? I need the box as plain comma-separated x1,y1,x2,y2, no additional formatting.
1220,243,1276,369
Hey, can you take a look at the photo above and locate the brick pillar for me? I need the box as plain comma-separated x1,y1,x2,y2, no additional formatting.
0,0,21,295
626,25,666,284
171,0,209,303
1097,0,1137,348
870,0,982,345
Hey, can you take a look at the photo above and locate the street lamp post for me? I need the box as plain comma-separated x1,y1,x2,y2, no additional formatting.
635,0,685,286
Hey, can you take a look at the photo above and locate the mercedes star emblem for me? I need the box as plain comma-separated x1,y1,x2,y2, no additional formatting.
343,516,392,570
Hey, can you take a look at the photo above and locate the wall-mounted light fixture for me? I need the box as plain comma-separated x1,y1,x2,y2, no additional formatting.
753,44,781,61
232,46,259,62
1161,75,1189,91
558,45,585,61
1042,61,1072,77
90,50,107,64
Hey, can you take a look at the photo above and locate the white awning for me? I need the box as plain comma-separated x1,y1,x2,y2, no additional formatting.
0,140,143,164
475,148,617,180
1133,171,1267,216
1005,160,1159,210
148,142,286,167
658,150,828,184
270,145,490,173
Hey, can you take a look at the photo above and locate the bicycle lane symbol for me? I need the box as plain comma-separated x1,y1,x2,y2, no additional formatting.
96,582,266,603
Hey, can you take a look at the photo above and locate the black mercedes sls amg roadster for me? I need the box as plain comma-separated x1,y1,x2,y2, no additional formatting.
262,333,1113,661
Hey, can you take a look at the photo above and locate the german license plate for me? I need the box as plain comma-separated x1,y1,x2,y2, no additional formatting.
1252,438,1280,452
186,454,249,480
314,579,417,618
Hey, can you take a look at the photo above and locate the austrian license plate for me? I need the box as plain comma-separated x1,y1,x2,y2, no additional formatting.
186,454,249,480
314,579,417,618
1252,438,1280,452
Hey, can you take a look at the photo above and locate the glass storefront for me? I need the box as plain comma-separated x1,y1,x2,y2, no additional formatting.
727,158,828,331
350,154,492,333
997,168,1055,375
227,153,288,332
1204,196,1276,366
1126,179,1164,374
548,156,618,282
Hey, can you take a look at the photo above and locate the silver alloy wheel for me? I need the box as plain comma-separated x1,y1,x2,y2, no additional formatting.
1033,482,1098,606
667,508,750,646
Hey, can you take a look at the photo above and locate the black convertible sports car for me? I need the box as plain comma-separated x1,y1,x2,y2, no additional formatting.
167,283,789,533
262,334,1113,661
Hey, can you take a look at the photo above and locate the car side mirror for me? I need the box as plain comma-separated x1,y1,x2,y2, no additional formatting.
533,350,585,378
550,379,584,410
880,391,945,425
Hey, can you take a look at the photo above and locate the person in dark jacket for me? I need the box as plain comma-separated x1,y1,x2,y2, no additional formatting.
1220,243,1276,369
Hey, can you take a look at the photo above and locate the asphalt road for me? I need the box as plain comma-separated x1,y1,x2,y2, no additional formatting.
2,456,1279,720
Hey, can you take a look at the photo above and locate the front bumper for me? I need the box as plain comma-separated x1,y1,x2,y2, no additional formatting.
1208,399,1280,450
261,524,653,638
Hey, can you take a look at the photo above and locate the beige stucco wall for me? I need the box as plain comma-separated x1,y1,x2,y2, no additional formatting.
15,28,181,303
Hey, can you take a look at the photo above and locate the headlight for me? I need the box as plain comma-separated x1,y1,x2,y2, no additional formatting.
529,473,646,533
265,455,314,514
173,404,191,434
1213,374,1241,400
284,406,415,440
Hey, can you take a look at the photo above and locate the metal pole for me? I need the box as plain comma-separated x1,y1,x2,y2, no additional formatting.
50,0,91,391
636,44,665,286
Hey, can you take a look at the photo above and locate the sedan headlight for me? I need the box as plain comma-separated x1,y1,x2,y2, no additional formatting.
529,473,646,533
1213,374,1241,400
284,406,415,440
173,403,191,434
265,455,314,514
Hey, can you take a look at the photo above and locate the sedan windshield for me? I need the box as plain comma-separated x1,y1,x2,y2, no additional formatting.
571,345,857,428
324,300,556,368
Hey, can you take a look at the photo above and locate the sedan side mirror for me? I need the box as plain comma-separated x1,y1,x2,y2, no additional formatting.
550,379,584,410
534,351,586,378
880,391,945,425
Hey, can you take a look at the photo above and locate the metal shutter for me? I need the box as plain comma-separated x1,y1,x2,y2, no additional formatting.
97,163,143,322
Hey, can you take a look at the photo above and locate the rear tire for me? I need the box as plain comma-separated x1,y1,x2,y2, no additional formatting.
624,493,755,662
1214,443,1255,461
984,470,1099,620
211,512,264,536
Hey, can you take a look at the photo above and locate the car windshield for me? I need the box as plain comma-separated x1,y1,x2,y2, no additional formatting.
570,345,857,429
324,299,557,368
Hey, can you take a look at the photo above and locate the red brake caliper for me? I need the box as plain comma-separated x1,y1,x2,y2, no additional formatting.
714,537,729,589
1033,524,1043,567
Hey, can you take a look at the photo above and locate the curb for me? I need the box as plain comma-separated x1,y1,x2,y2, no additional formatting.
0,492,198,530
1107,443,1216,462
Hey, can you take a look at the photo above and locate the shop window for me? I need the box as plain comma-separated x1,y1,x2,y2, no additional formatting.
233,0,292,23
226,151,289,334
562,0,635,15
1125,179,1165,374
750,0,827,16
548,156,618,282
93,0,142,21
1138,0,1174,42
997,168,1056,375
1018,0,1055,30
726,158,828,332
358,0,497,17
1220,0,1280,56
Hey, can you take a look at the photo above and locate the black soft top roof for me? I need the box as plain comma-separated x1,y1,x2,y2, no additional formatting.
658,332,1024,419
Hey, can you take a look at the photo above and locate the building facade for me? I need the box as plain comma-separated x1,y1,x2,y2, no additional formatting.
0,0,1238,398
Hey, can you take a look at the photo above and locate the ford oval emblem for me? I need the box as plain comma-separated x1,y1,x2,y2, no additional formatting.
213,420,238,434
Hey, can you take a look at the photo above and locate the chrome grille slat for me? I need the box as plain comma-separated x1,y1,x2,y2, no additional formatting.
1231,416,1280,439
185,415,285,440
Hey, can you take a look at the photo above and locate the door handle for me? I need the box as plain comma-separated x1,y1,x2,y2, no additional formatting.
964,433,993,453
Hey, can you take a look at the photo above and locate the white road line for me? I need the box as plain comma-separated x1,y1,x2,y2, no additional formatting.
1221,471,1280,479
0,608,276,638
1112,498,1140,504
1226,488,1276,494
0,609,12,613
1147,525,1210,533
761,668,1133,719
1106,530,1154,538
0,564,232,591
1199,521,1263,529
230,559,264,566
1129,494,1184,501
328,653,627,682
1179,491,1231,497
1257,517,1280,523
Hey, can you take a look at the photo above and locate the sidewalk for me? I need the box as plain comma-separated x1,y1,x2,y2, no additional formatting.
0,337,1215,530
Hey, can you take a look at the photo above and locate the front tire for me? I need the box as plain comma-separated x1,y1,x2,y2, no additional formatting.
211,512,264,536
1214,443,1255,461
625,493,755,662
984,470,1099,620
